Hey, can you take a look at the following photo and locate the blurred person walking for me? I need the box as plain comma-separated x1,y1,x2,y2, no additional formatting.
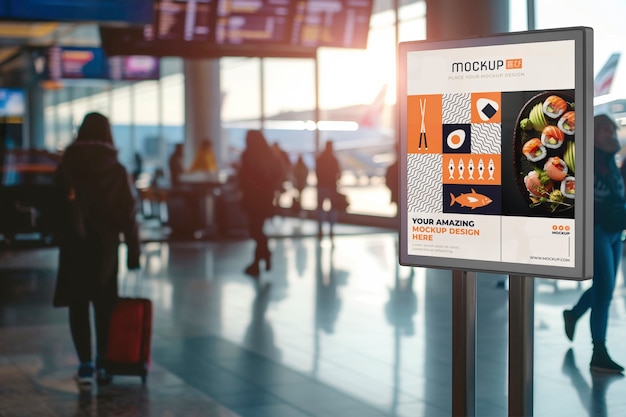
292,153,309,214
168,143,185,187
238,130,282,278
270,142,292,212
315,140,342,237
52,112,142,386
563,114,625,374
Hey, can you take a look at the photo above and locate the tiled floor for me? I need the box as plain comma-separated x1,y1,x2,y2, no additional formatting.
2,216,626,416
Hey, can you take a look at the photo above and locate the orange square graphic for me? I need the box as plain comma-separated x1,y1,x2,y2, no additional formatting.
442,154,501,185
471,92,501,124
407,94,442,154
506,59,523,69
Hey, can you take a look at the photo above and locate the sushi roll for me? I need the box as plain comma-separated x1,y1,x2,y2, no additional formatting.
522,138,547,162
543,95,567,118
557,111,575,135
540,125,565,149
544,156,568,181
560,176,575,199
524,170,553,198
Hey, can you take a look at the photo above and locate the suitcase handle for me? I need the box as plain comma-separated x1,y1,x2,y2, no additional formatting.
120,269,145,298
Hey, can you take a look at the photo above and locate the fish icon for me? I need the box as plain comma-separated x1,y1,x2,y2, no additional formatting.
478,159,485,180
467,158,475,179
458,158,465,179
488,158,495,180
448,158,455,179
450,189,493,209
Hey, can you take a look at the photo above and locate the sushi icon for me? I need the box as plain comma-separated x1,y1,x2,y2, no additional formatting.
540,125,565,149
522,138,547,162
447,128,466,150
557,111,575,135
542,95,567,118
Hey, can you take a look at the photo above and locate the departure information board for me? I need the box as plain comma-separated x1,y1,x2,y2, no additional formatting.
397,27,594,280
45,46,159,81
291,0,372,48
100,0,372,58
147,0,212,41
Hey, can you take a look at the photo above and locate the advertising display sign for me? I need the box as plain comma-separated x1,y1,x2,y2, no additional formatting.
42,46,160,82
398,27,593,280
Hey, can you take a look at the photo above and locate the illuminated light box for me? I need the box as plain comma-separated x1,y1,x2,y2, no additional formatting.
42,46,160,81
397,27,593,280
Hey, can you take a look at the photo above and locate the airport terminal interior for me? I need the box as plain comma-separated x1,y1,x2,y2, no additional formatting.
4,0,626,416
3,217,626,417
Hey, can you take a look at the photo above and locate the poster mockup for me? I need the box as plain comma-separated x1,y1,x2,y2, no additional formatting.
398,27,593,280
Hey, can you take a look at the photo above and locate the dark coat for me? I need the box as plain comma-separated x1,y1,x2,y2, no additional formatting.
52,141,141,307
315,148,340,190
238,144,282,220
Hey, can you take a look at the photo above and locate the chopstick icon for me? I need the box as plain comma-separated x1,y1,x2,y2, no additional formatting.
419,99,428,150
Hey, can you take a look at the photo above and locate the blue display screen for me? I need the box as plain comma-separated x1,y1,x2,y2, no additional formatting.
1,0,154,24
0,88,25,117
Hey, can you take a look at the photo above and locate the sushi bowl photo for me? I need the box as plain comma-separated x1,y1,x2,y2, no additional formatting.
513,91,575,214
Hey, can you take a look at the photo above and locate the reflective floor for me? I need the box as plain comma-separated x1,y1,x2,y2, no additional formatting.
2,216,626,417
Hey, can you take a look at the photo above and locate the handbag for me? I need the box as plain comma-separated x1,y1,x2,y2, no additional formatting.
331,191,350,212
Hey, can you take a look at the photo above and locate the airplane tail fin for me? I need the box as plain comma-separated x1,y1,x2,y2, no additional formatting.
358,84,387,128
594,53,621,97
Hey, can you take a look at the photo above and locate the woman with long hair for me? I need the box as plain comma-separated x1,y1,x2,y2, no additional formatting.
53,112,141,386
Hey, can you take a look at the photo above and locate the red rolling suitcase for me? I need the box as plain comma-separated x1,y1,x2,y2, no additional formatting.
105,275,152,383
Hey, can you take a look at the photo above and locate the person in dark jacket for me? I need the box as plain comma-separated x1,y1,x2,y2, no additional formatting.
292,154,309,214
52,112,141,386
238,130,281,278
315,140,342,237
563,114,624,374
168,143,185,187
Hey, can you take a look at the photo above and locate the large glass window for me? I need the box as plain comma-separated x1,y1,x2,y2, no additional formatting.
39,0,428,219
132,80,160,177
532,1,626,154
221,57,262,166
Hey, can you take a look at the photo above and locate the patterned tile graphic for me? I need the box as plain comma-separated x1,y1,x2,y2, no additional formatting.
407,153,441,213
406,91,503,215
471,123,501,154
442,93,471,124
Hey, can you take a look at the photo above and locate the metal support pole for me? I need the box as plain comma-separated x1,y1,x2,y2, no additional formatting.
452,269,476,417
508,275,534,417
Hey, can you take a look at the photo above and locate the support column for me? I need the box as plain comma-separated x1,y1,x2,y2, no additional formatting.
425,0,508,40
424,2,510,416
183,59,222,169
